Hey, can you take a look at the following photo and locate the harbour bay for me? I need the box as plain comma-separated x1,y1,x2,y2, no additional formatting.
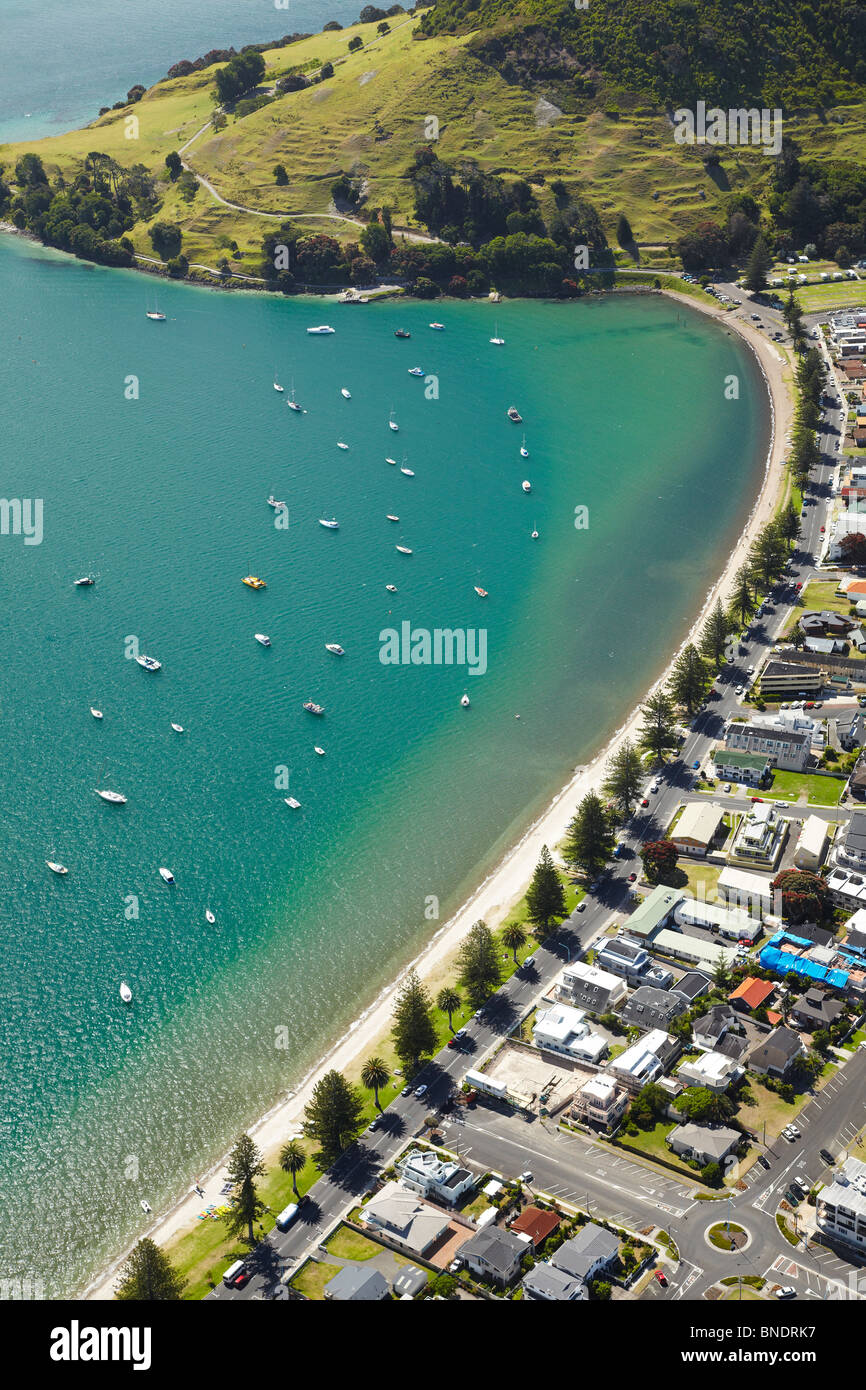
0,234,770,1294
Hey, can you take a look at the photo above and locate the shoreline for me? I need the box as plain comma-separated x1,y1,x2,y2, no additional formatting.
83,288,793,1299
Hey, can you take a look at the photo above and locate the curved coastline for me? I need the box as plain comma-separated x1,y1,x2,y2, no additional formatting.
83,288,790,1299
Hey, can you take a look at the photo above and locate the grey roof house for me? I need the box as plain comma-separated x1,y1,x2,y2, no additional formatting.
460,1226,527,1287
522,1262,587,1302
621,986,687,1033
692,1003,737,1050
789,988,844,1031
325,1266,391,1302
748,1026,804,1078
550,1223,619,1285
671,971,712,1005
668,1123,741,1167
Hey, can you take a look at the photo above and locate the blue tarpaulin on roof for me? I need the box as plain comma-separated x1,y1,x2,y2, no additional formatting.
768,930,814,951
759,946,849,989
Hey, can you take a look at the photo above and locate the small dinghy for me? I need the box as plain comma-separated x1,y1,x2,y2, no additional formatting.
171,722,184,733
341,387,351,399
284,796,301,809
314,746,325,756
460,693,471,708
386,584,397,593
90,707,103,720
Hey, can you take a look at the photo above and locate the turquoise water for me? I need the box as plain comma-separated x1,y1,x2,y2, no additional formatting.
0,0,360,143
0,235,769,1294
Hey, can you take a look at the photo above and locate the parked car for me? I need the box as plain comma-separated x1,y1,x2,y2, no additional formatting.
820,1148,835,1164
723,782,732,793
415,1084,428,1099
576,900,586,911
775,1286,797,1299
640,798,649,807
628,872,637,882
401,1084,413,1097
519,1171,533,1184
654,1270,668,1287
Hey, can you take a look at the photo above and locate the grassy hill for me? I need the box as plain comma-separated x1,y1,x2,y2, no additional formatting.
2,5,866,287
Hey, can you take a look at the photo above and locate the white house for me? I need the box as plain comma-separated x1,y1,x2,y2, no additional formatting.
607,1029,674,1092
794,815,829,871
533,1004,608,1062
396,1148,476,1207
677,1050,743,1093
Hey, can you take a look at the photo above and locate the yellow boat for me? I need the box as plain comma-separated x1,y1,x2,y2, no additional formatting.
242,575,266,589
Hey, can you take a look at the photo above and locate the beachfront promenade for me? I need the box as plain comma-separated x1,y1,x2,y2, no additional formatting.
215,392,844,1301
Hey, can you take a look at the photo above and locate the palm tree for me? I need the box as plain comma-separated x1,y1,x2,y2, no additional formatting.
501,921,526,964
278,1138,306,1197
436,986,461,1032
360,1055,390,1112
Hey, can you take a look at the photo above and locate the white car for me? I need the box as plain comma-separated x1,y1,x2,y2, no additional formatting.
735,685,744,697
775,1286,796,1299
519,1171,533,1184
650,780,660,793
723,782,732,793
414,1084,428,1099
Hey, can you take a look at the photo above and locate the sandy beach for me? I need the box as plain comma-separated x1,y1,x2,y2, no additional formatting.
86,289,793,1299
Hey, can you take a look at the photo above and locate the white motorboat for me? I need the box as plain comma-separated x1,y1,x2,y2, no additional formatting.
90,707,103,720
337,441,349,450
307,325,335,334
396,544,413,554
74,575,95,586
522,480,532,493
385,584,397,593
120,981,133,1003
325,643,344,655
46,860,68,875
408,367,424,377
284,796,301,808
507,406,523,423
146,311,166,322
267,495,287,509
255,633,271,647
135,654,162,671
319,517,339,529
386,514,399,522
314,746,325,756
158,867,175,884
95,788,127,804
170,722,184,733
205,909,216,924
520,435,529,457
460,693,471,708
429,322,445,330
341,387,351,398
140,1199,152,1213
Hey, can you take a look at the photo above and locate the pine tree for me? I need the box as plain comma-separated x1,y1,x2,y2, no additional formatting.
456,920,502,1009
637,688,679,766
602,739,644,816
699,600,731,668
668,644,709,715
303,1070,365,1165
564,791,614,876
744,233,771,292
525,845,567,938
115,1238,186,1301
728,566,755,627
220,1134,267,1245
617,212,633,246
391,969,438,1072
778,499,800,545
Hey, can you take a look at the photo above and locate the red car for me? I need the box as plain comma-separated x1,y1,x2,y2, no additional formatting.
795,581,803,590
234,1269,251,1289
640,798,649,807
628,872,637,883
750,795,764,802
654,1270,668,1287
820,525,825,533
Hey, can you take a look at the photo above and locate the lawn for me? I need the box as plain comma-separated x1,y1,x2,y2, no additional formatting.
678,861,721,900
768,769,845,806
290,1258,339,1300
325,1227,383,1261
614,1121,700,1180
796,281,866,313
798,579,854,617
721,1285,764,1300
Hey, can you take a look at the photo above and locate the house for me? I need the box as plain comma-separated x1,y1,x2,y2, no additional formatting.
727,800,788,870
651,928,739,972
522,1262,587,1301
829,711,864,749
798,610,854,639
362,1182,451,1255
623,884,684,939
557,961,628,1015
460,1225,527,1286
670,970,712,1005
550,1223,619,1285
693,1003,737,1050
607,1028,677,1093
571,1074,629,1130
533,1004,608,1062
849,629,866,654
789,987,845,1032
794,815,829,872
668,1123,741,1167
510,1205,562,1252
392,1265,427,1299
723,722,810,773
397,1148,475,1207
748,1026,804,1078
325,1265,391,1302
729,976,776,1013
834,811,866,871
850,753,866,801
674,896,762,942
830,512,866,561
804,637,847,656
716,865,775,916
839,359,866,381
677,1049,743,1092
670,801,726,856
595,935,672,987
816,1157,866,1250
759,660,823,698
621,985,687,1033
712,749,772,786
